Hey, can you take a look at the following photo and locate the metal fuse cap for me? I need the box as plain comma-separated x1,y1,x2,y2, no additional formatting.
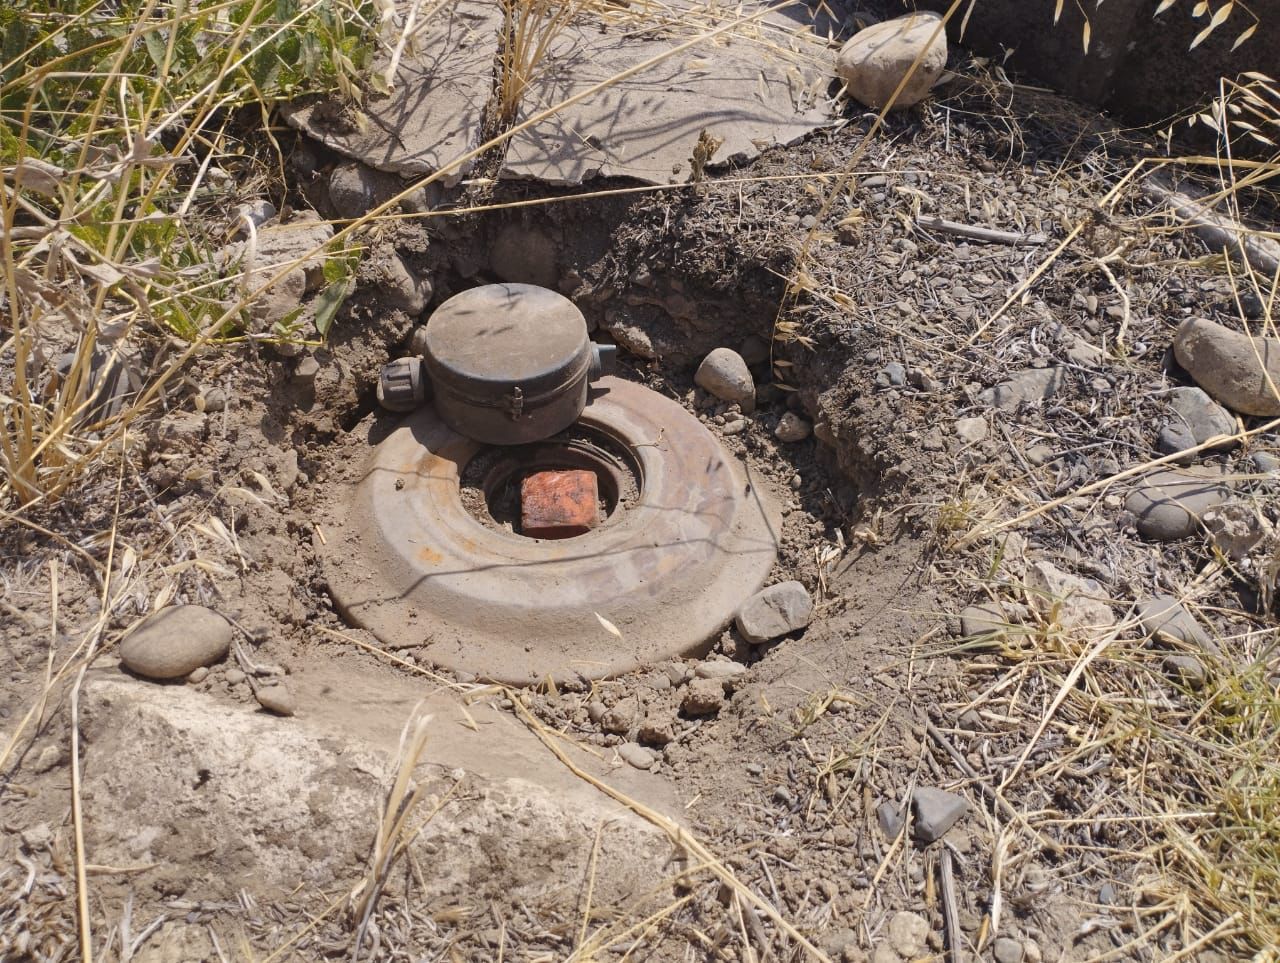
422,283,606,445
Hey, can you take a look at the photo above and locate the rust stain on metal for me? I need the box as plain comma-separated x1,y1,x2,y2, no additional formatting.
521,469,599,539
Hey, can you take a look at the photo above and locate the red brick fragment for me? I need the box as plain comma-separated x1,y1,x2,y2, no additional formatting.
520,469,600,539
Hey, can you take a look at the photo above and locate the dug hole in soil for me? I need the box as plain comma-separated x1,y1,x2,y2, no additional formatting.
4,6,1280,963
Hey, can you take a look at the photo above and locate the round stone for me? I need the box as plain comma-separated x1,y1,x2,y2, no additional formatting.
695,348,756,412
119,605,233,680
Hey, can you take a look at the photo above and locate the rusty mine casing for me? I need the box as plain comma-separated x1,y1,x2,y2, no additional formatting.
421,283,616,445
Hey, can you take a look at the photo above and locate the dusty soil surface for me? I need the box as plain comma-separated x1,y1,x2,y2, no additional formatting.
3,9,1278,963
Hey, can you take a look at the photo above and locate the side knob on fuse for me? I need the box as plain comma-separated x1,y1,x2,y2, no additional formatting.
376,357,431,412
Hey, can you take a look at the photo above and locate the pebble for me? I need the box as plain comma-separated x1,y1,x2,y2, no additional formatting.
694,660,747,681
617,742,656,770
197,385,227,413
1136,596,1215,652
661,662,691,686
912,786,968,842
877,361,907,387
601,697,639,735
1163,654,1208,690
587,699,608,724
638,715,676,746
379,251,432,316
255,683,296,717
234,199,276,231
226,668,247,686
772,785,795,807
32,745,62,773
1203,502,1268,561
1025,560,1114,634
955,416,988,445
876,800,904,837
746,762,763,776
979,366,1067,411
694,348,755,413
328,162,382,219
1025,444,1055,466
119,605,233,680
735,581,814,643
888,911,929,958
294,356,320,382
187,666,209,684
958,601,1013,638
681,677,725,715
1251,451,1280,474
994,937,1025,963
1157,387,1237,457
1125,468,1232,540
836,12,948,109
1174,316,1280,416
775,412,812,443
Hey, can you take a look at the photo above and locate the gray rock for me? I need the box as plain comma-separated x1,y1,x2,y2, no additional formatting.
912,786,967,842
836,13,948,110
617,742,656,770
1250,451,1279,475
1174,316,1280,416
994,937,1025,963
225,668,247,686
637,715,675,746
601,697,639,735
186,666,209,684
878,361,907,387
378,251,432,316
979,367,1067,411
328,162,388,219
774,412,812,443
1025,444,1055,465
955,416,988,444
887,911,929,958
1026,560,1114,635
1203,502,1268,561
219,212,334,327
681,678,725,715
876,800,904,837
695,660,747,681
1125,468,1232,540
1135,596,1216,653
1163,654,1208,690
119,605,233,680
661,662,691,686
234,199,276,232
500,14,832,185
294,356,321,382
958,602,1015,639
695,348,755,413
735,581,814,643
255,683,296,717
197,385,227,413
587,700,608,724
1157,387,1237,457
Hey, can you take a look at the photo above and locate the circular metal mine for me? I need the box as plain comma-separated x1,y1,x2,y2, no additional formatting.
320,377,781,685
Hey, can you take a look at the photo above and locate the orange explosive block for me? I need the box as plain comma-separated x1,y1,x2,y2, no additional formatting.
520,469,600,539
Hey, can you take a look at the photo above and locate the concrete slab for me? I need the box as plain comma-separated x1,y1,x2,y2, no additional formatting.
501,9,834,185
81,662,679,906
280,1,500,185
282,1,834,188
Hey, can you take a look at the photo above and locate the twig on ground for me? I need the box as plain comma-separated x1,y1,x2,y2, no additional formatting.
938,847,963,963
916,215,1046,246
